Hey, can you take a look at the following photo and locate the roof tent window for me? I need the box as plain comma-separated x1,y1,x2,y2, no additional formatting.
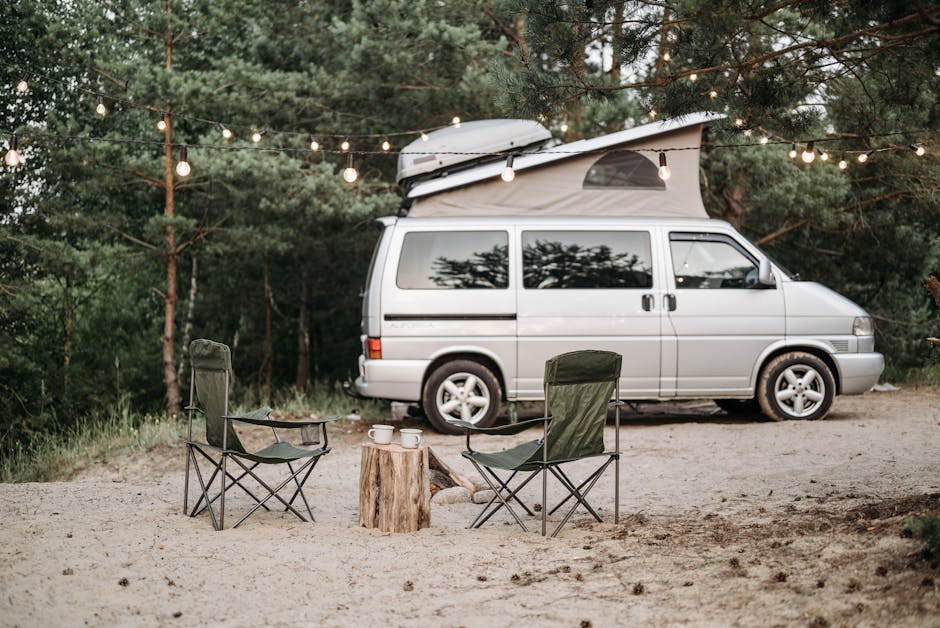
582,150,665,190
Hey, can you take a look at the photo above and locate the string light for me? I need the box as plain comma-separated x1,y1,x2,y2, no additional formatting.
857,150,872,163
663,52,671,62
218,124,233,140
156,112,167,131
16,78,28,93
689,73,698,82
708,89,717,99
819,150,829,161
309,138,319,151
340,138,350,151
733,118,744,127
910,144,926,156
838,152,848,170
658,151,672,180
4,133,21,167
500,154,515,182
742,129,752,137
649,109,657,119
759,136,769,145
251,130,264,143
451,116,461,127
342,153,358,183
559,122,569,133
381,139,391,152
175,145,191,177
420,132,429,142
788,143,797,159
95,96,107,116
801,141,816,163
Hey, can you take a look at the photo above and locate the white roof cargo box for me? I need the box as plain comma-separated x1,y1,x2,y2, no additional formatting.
396,119,552,184
403,112,724,219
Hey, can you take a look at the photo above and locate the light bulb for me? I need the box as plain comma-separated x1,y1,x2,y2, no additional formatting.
788,144,797,159
343,153,358,183
95,97,107,116
742,129,752,137
649,109,656,119
452,116,461,127
838,159,848,170
341,139,350,151
219,124,232,140
857,151,869,163
381,140,391,152
4,134,20,167
663,52,671,62
156,113,167,131
420,132,429,142
500,155,515,182
658,152,672,180
820,151,829,161
16,79,28,93
559,123,568,133
309,139,319,151
801,142,815,163
689,73,698,82
911,144,926,156
734,118,744,127
708,89,717,99
251,131,263,143
759,136,769,145
175,145,191,177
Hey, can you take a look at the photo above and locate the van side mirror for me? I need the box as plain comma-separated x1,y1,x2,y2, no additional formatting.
758,258,776,287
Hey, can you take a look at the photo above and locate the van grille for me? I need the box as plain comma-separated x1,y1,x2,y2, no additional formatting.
830,340,850,352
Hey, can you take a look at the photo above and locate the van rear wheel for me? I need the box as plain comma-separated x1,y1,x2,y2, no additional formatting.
757,352,835,421
422,360,501,435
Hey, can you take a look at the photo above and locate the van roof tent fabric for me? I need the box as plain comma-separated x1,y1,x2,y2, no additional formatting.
405,112,724,218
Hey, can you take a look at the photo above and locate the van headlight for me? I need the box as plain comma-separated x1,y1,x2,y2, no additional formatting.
853,316,874,336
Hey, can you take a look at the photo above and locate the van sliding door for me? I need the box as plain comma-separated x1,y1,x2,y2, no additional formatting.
515,229,662,399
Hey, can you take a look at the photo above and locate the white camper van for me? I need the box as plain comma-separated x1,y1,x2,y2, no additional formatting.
352,115,884,433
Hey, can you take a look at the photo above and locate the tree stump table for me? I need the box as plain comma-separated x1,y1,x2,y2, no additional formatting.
359,442,431,533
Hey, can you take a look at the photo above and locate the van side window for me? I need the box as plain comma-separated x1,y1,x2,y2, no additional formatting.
522,231,653,289
397,231,509,289
670,234,759,289
582,150,665,190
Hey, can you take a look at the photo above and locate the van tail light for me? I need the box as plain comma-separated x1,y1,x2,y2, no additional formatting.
367,337,382,360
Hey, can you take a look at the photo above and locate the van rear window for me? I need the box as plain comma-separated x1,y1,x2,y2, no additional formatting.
397,231,509,290
522,231,653,289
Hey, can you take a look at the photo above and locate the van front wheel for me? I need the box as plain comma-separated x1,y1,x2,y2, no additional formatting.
757,352,835,421
422,361,501,435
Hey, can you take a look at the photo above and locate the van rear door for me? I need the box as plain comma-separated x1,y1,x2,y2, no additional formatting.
515,228,662,398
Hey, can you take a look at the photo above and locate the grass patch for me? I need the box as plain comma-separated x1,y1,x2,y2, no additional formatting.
905,510,940,558
0,410,181,483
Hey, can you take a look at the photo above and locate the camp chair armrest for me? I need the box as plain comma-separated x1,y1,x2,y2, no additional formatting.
183,405,204,414
448,417,549,435
226,416,321,429
609,400,625,407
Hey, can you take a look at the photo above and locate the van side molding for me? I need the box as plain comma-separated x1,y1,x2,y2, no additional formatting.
384,314,517,322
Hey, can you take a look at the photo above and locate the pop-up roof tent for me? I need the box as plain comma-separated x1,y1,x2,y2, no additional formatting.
398,111,723,218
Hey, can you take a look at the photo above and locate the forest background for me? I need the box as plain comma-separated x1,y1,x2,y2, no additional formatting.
2,1,939,455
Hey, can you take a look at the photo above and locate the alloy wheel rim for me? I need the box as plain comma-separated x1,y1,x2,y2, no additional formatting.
773,365,825,418
436,372,490,424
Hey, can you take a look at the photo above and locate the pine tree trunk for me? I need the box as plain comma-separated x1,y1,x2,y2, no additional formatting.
177,255,198,382
62,271,73,412
161,9,181,417
263,255,273,402
295,269,311,392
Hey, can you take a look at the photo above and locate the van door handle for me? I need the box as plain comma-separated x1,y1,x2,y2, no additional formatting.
641,294,654,311
665,294,677,311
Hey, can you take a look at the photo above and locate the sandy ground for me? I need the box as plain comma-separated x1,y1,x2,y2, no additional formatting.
2,388,940,627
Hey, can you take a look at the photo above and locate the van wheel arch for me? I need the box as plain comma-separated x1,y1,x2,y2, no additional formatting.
758,347,841,395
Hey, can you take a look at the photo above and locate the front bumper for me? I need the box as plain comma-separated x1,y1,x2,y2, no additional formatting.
833,352,885,394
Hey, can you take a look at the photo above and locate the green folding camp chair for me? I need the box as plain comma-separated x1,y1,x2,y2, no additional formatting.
451,350,622,537
182,339,336,530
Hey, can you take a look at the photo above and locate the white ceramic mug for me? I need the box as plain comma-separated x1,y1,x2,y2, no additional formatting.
368,424,394,445
400,428,422,449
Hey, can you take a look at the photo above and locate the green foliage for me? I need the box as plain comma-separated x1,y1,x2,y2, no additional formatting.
905,511,940,558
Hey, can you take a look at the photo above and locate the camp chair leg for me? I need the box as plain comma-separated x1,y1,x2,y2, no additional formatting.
188,446,220,531
614,452,620,525
283,458,320,521
220,453,228,530
549,457,616,538
466,461,541,532
228,456,318,528
548,466,604,522
183,443,192,515
189,448,270,517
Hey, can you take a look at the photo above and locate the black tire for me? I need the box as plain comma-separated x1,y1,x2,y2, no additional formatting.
714,398,761,416
422,360,501,435
757,352,835,421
